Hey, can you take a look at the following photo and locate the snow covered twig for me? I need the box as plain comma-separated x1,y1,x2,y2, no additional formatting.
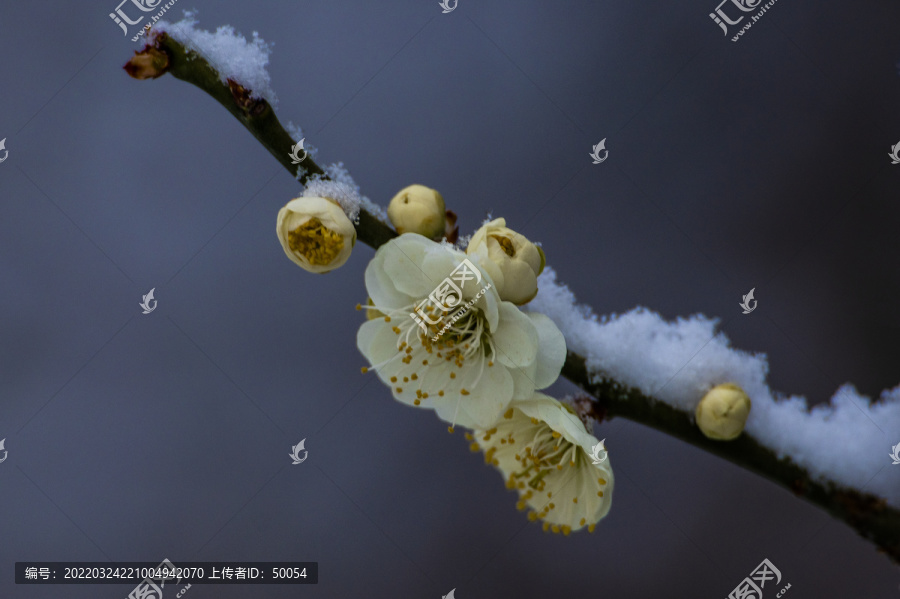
125,29,900,562
563,353,899,562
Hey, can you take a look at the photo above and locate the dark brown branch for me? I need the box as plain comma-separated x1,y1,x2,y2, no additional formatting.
563,353,900,562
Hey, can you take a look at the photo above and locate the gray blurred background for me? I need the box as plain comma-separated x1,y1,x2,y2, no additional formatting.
1,0,899,597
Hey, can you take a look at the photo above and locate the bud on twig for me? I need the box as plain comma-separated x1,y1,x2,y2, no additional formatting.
123,46,170,80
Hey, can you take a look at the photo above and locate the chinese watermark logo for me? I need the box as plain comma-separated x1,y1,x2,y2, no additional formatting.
589,139,608,164
289,439,308,465
110,0,180,42
726,558,790,599
289,139,307,165
890,443,900,465
0,138,8,164
126,559,191,599
889,142,900,165
439,0,457,13
140,288,157,314
740,288,757,314
410,258,492,342
0,439,7,464
710,0,779,42
589,439,608,464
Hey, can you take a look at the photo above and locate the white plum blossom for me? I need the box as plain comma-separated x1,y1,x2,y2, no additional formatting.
470,393,614,534
357,234,566,430
276,196,356,273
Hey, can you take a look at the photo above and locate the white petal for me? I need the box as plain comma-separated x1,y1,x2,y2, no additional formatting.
491,302,539,369
357,320,400,369
455,363,515,428
526,312,567,389
381,235,436,300
365,250,413,310
508,365,538,400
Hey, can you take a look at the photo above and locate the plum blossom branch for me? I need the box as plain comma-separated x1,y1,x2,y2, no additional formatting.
125,32,900,563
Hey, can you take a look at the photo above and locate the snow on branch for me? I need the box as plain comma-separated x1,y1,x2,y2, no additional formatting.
124,23,900,563
154,11,278,104
530,268,900,508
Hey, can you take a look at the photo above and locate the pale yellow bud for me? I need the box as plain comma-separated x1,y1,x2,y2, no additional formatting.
467,217,545,305
695,383,752,441
276,196,356,273
387,184,446,239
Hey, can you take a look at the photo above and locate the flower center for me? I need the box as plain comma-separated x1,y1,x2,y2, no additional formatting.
288,217,344,265
361,294,498,425
490,234,516,257
509,420,579,493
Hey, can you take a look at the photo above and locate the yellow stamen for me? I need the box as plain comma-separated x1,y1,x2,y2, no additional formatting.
287,217,344,265
490,234,516,257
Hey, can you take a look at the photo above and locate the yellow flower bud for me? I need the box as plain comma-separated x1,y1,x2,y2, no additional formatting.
387,184,446,239
467,217,545,305
695,383,751,441
276,196,356,273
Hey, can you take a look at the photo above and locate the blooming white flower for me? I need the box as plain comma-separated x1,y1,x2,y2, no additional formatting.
387,184,446,239
695,383,752,441
469,393,614,534
276,196,356,273
467,217,545,305
357,234,566,430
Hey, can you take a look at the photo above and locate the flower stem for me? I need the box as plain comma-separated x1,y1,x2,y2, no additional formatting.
127,34,900,563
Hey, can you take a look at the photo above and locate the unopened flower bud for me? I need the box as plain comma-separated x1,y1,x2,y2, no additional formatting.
695,383,751,441
276,196,356,273
123,47,169,80
467,217,545,305
387,184,446,239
